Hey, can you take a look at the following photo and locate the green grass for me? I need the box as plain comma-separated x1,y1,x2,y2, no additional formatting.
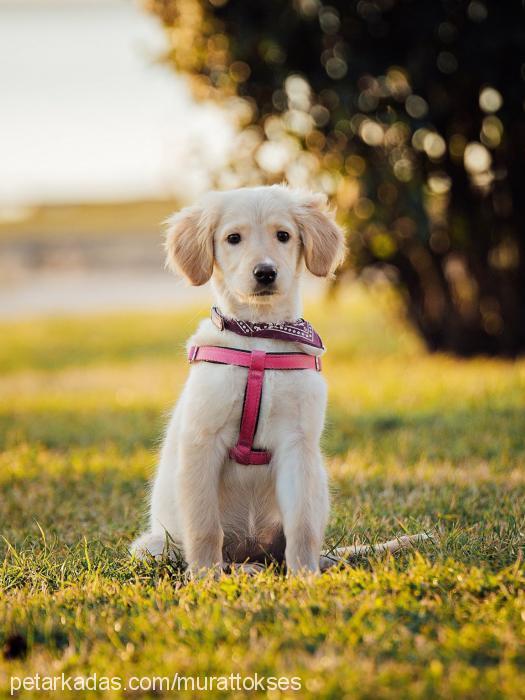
1,286,524,698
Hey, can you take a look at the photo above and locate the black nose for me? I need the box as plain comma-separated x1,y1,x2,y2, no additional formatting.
253,263,277,285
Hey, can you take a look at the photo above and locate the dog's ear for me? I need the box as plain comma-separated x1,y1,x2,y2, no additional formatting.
293,191,346,277
164,201,217,286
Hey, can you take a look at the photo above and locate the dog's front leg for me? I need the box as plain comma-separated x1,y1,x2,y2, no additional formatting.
177,434,226,576
275,442,329,574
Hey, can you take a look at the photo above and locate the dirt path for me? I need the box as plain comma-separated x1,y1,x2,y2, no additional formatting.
0,270,215,319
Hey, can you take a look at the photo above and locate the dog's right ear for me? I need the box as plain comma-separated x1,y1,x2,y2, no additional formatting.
164,202,217,286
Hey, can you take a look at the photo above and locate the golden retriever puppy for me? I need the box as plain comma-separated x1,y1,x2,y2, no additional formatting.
131,185,427,574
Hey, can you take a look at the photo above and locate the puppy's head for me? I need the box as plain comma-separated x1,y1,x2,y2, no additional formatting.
165,185,345,304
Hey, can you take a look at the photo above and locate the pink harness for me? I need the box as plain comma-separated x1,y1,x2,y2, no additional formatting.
187,310,323,466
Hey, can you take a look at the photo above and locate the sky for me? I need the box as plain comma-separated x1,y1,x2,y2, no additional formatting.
0,0,232,206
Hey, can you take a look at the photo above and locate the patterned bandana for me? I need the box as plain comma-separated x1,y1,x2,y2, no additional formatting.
211,306,324,350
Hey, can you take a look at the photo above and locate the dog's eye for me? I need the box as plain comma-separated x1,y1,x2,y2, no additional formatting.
276,230,290,243
227,233,241,245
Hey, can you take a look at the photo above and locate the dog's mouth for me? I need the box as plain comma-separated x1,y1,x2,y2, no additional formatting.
251,290,276,297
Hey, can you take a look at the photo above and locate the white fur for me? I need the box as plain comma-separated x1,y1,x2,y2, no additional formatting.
131,185,427,575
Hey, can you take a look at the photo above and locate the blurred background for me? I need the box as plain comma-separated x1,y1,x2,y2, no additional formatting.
0,0,231,317
2,0,524,357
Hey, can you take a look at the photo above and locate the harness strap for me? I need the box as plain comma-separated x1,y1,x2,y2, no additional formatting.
189,345,321,371
188,345,321,465
230,350,270,465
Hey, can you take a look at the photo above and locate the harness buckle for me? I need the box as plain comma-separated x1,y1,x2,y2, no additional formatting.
211,306,225,331
188,346,199,363
315,356,321,371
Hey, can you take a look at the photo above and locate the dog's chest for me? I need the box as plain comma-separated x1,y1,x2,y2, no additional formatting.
219,462,285,563
186,351,324,431
255,368,322,442
185,320,327,459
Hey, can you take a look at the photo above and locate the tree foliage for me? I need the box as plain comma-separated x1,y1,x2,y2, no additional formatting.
147,0,525,355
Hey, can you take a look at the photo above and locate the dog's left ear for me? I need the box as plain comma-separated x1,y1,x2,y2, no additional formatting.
293,192,346,277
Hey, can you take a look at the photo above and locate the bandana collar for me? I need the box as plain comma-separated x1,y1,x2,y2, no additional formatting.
211,306,324,350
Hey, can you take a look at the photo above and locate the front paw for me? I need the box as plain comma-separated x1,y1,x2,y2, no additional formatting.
285,551,320,575
130,532,180,561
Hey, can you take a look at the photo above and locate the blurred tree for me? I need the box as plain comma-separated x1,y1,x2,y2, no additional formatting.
147,0,525,356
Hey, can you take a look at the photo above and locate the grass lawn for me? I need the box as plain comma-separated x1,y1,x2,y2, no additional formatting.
1,286,524,698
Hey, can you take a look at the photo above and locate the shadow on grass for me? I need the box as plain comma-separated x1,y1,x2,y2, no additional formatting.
2,402,524,464
0,404,165,453
326,404,525,464
1,469,147,550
